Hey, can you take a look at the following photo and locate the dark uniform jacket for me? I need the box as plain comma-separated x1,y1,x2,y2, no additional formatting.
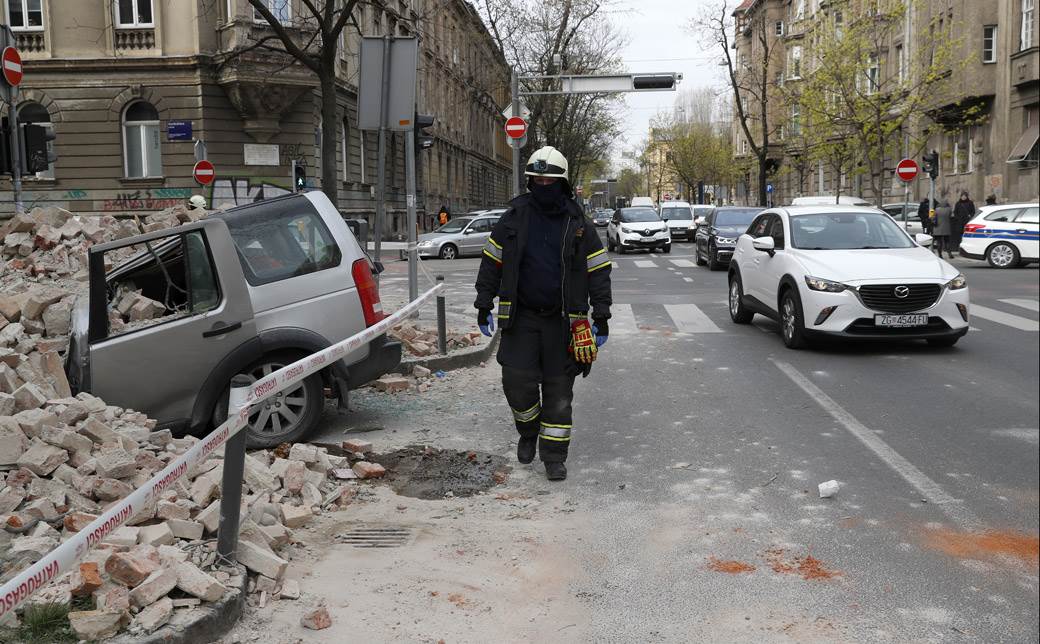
474,193,612,329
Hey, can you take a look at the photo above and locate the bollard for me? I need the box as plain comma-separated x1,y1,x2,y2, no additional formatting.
216,375,252,566
436,275,448,355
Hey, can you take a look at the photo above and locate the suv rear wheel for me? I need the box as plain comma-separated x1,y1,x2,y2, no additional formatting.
240,353,324,448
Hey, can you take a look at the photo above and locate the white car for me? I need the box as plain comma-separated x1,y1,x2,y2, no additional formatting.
659,201,696,241
607,206,671,254
959,203,1039,268
728,206,970,349
791,195,873,207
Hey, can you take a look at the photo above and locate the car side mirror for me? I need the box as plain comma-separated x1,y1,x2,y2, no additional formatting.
752,236,775,256
915,233,933,247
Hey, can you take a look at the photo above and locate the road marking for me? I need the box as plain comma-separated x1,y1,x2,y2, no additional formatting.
610,303,639,335
610,261,619,269
772,359,980,530
634,260,657,268
970,304,1039,332
664,304,723,333
683,277,693,283
999,298,1040,312
670,259,697,267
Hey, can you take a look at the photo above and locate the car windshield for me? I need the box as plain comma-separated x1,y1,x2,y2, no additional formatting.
620,208,661,223
715,208,762,227
662,207,693,220
790,212,915,249
435,218,472,233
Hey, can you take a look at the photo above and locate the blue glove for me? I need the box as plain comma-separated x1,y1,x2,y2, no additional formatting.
592,318,608,348
478,309,494,337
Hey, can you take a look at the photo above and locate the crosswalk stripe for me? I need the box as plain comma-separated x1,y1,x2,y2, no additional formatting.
970,305,1039,332
634,260,657,268
664,304,723,333
610,303,639,335
670,259,696,267
683,277,693,283
610,261,619,268
999,298,1040,312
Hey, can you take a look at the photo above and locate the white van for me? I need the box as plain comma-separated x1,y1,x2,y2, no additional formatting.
631,196,655,208
658,200,696,241
790,195,873,207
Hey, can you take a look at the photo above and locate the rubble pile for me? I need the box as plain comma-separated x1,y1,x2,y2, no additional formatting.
389,321,483,357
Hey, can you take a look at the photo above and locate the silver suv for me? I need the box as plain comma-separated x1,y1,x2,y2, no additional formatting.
65,192,400,447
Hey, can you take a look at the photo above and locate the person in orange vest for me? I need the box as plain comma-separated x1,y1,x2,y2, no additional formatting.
438,206,450,226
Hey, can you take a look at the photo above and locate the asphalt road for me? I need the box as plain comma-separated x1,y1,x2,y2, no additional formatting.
370,234,1039,641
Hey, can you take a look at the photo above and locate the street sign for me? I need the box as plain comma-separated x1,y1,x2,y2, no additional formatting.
663,193,671,201
509,133,527,149
766,183,774,194
1,46,23,87
502,103,531,121
193,159,215,186
505,117,527,140
896,158,919,182
357,37,419,131
167,120,193,141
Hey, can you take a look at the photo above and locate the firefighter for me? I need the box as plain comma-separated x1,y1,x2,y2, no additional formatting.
474,146,612,481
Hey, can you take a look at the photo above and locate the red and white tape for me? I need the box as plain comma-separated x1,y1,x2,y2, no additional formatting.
0,283,441,618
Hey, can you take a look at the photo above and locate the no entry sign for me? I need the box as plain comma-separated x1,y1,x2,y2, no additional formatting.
896,158,919,183
193,160,216,186
505,117,527,140
1,47,23,87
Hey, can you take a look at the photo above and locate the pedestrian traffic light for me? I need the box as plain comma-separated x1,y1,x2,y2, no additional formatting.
415,113,435,150
23,123,56,174
291,159,306,191
921,150,939,179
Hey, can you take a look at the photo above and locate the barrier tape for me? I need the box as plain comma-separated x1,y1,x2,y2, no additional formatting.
0,283,442,618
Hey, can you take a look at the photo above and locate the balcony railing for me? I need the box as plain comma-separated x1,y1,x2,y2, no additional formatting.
115,28,156,52
15,31,46,53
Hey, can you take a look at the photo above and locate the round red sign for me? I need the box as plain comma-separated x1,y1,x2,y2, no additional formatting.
193,160,216,186
1,47,24,87
505,117,527,140
896,158,919,182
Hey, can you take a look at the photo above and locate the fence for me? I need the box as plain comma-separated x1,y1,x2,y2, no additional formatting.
0,283,442,619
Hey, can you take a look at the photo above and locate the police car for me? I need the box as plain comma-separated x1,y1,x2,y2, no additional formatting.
960,203,1039,268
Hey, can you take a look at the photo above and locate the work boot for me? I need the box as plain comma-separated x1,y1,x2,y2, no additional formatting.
517,436,537,464
544,461,567,481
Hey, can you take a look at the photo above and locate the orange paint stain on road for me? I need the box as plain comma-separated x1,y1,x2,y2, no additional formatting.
707,557,757,574
923,528,1039,566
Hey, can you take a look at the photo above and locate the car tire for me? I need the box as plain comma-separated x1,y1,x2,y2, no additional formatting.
239,353,324,448
779,288,808,350
607,235,615,252
926,336,959,348
618,242,627,255
707,245,722,271
728,273,754,324
439,244,458,260
986,242,1019,269
695,248,707,266
662,243,671,254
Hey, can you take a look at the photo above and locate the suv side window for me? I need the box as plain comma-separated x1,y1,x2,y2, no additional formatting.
769,215,786,249
228,209,342,286
748,215,771,238
1015,207,1039,224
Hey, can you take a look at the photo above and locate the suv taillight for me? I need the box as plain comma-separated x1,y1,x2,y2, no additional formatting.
352,258,385,326
963,223,985,233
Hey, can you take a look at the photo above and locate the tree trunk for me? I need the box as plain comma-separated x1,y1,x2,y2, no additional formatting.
757,152,768,206
320,63,339,208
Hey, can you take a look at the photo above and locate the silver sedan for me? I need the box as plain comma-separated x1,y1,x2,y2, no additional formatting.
417,214,502,260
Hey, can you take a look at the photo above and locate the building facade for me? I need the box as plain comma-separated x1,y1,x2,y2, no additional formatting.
1,0,511,236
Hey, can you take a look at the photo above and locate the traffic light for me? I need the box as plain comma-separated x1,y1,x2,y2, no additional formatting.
291,159,306,192
415,113,435,150
921,150,939,179
23,123,56,174
632,74,681,90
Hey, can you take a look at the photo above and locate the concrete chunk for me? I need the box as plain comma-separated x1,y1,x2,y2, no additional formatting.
279,503,313,529
134,596,173,633
235,539,288,580
94,446,137,479
352,461,386,479
196,499,221,534
129,568,178,608
175,561,226,602
68,610,126,640
12,382,48,412
105,550,159,586
16,439,68,475
137,522,175,547
0,420,30,465
167,519,204,541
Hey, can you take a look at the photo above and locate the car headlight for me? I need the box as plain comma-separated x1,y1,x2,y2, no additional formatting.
417,240,433,247
716,237,736,245
621,226,632,234
945,274,967,290
804,276,847,292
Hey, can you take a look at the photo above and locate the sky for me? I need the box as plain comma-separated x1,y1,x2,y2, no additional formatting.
607,0,727,171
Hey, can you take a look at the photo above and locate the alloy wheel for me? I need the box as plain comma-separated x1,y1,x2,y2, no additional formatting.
782,298,796,341
989,244,1014,268
243,362,309,441
730,281,741,317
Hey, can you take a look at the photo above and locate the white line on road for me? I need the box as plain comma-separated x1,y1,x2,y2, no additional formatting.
670,259,697,267
772,359,981,530
610,261,619,268
970,305,1040,332
610,303,639,335
634,260,658,268
683,277,693,283
999,298,1040,313
664,304,723,333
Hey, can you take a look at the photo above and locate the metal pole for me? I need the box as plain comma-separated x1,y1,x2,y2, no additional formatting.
436,275,447,355
928,175,936,253
2,28,23,215
374,35,392,266
511,70,521,198
405,123,418,303
216,375,252,566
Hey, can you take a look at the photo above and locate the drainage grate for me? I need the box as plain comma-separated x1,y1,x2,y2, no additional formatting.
336,526,413,548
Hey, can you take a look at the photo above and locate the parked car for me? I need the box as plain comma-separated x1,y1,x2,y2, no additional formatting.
728,206,969,349
694,206,764,269
607,207,671,254
881,202,924,235
592,209,612,227
416,212,502,260
66,191,400,447
960,203,1039,268
659,201,696,241
791,195,873,207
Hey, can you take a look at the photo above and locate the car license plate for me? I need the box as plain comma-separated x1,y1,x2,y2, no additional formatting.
641,237,655,242
874,314,928,327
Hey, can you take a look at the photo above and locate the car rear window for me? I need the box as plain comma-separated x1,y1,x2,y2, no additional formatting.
984,208,1020,222
225,205,342,286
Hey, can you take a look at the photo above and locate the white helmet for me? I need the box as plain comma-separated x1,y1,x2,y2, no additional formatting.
525,146,569,181
188,195,207,210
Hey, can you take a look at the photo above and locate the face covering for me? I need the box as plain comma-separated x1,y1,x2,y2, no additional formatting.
530,181,566,209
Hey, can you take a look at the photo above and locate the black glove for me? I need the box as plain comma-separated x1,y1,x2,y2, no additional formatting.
592,318,609,347
565,359,593,378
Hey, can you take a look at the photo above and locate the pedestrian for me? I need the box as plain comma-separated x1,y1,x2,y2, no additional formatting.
438,205,450,227
985,194,997,205
474,146,612,481
933,198,953,258
917,198,932,235
951,191,975,252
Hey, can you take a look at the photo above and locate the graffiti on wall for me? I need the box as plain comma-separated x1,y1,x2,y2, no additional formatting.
97,188,193,212
209,177,292,208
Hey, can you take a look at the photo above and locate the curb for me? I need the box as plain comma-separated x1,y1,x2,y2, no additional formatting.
399,330,499,374
108,565,248,644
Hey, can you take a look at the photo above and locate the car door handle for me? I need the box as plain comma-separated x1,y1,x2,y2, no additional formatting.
202,321,243,338
1016,229,1027,233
